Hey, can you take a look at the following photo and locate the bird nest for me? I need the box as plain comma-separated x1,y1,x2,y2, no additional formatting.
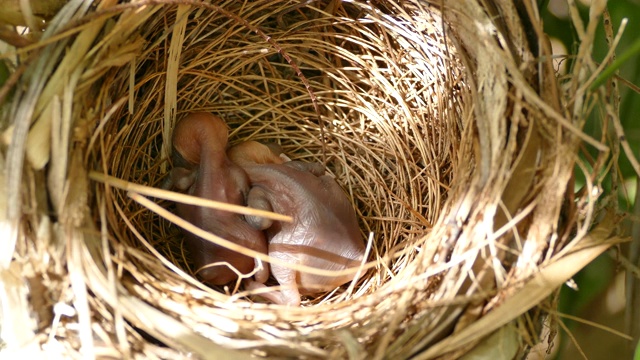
0,0,626,358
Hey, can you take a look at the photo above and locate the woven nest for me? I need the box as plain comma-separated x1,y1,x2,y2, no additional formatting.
0,0,626,358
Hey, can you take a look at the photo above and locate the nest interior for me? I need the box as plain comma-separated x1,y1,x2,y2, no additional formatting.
93,1,460,303
1,0,623,359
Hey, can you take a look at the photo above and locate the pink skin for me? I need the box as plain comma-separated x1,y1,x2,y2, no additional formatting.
167,113,269,286
228,141,365,306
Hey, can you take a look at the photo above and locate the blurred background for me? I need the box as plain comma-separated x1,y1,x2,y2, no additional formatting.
541,0,640,358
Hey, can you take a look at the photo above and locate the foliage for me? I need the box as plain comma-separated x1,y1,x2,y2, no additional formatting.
543,0,640,358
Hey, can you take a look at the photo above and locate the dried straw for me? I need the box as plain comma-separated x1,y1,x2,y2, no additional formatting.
0,0,627,358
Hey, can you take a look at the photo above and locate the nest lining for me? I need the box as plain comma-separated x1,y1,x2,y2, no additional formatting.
81,0,463,354
0,0,624,359
91,0,459,302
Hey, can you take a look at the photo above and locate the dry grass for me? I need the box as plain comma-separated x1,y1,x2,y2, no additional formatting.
0,0,627,359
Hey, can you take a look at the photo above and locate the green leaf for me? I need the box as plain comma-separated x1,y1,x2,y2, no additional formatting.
590,35,640,90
